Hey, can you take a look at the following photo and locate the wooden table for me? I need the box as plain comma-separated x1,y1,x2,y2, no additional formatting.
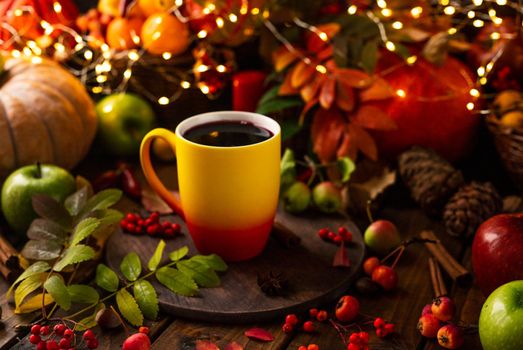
0,159,485,350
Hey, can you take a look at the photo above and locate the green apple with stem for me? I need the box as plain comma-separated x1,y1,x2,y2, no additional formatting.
1,163,76,233
363,203,401,255
96,93,155,156
479,280,523,350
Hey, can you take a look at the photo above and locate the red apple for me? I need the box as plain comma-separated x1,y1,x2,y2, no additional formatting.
472,214,523,296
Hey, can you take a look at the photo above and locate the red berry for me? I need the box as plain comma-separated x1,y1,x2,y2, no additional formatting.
162,222,171,229
137,220,145,226
384,323,395,335
335,295,360,322
437,324,464,349
83,330,95,341
303,321,315,333
46,340,59,350
343,230,353,242
120,220,128,229
54,324,66,336
371,266,398,291
417,314,441,338
146,224,159,235
31,324,41,335
349,333,360,343
144,218,153,227
307,344,319,350
30,334,41,344
431,296,456,322
327,231,336,241
421,303,432,316
37,341,47,350
138,326,149,335
333,235,343,245
150,212,159,222
316,310,328,322
376,328,386,338
126,223,136,233
318,228,329,239
164,229,174,236
58,338,70,348
126,213,137,222
347,344,360,350
309,308,319,318
134,225,142,234
86,338,99,349
358,331,369,343
298,346,307,350
285,314,298,326
63,329,74,339
282,323,293,333
373,317,385,329
171,223,181,232
363,257,380,276
338,226,348,235
122,333,150,350
40,326,50,336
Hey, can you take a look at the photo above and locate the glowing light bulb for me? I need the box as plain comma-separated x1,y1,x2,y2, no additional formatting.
92,86,103,94
318,32,329,41
377,0,387,8
197,30,208,39
11,50,21,58
84,50,93,60
181,81,191,89
128,50,139,61
385,41,396,51
200,85,210,94
216,65,227,73
251,8,260,15
448,27,457,35
411,6,423,18
491,32,501,40
158,97,169,105
347,5,357,14
392,21,403,29
196,65,209,73
229,14,238,22
473,0,483,5
444,6,455,15
316,65,327,74
480,77,488,85
396,89,406,98
407,56,417,65
123,69,132,79
381,8,392,17
477,66,485,76
31,57,42,64
216,17,225,28
466,102,475,110
440,0,450,5
53,2,62,13
96,75,107,83
162,52,172,60
467,11,475,19
469,89,480,97
473,19,484,28
496,0,507,5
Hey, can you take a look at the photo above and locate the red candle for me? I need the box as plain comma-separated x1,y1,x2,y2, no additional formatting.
232,70,267,112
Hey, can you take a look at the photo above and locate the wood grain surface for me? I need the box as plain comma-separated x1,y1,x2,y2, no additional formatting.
105,210,365,323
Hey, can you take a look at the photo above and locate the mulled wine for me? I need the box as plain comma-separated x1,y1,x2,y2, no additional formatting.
183,120,273,147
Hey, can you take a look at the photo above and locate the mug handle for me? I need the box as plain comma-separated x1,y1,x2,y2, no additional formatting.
140,128,184,218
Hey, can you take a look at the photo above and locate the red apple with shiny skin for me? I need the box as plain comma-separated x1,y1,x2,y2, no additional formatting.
472,214,523,296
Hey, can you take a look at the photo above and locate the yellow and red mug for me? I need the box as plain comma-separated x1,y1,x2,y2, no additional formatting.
140,111,281,261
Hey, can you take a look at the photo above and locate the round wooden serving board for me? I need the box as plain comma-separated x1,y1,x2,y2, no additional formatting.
105,210,365,323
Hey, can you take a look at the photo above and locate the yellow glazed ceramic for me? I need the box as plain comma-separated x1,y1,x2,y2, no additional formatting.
140,111,281,261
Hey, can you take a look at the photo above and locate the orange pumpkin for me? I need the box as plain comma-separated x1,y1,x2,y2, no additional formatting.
0,57,97,178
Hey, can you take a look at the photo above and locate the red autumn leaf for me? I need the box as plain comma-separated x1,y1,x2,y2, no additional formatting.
141,188,174,215
351,105,397,131
244,328,274,342
333,241,351,267
300,74,324,102
273,46,300,72
337,130,357,160
299,98,319,124
335,68,372,89
291,61,316,89
311,108,345,163
319,76,336,109
348,123,378,161
336,80,355,112
306,23,340,53
195,340,220,350
317,46,334,61
279,69,299,95
359,77,394,102
224,342,244,350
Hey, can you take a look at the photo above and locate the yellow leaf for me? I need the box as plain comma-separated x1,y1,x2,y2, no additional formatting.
15,293,54,314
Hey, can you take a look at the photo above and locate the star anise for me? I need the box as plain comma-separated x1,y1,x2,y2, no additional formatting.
257,271,289,297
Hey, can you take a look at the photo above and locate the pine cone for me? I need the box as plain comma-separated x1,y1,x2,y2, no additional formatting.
398,147,464,216
443,182,502,238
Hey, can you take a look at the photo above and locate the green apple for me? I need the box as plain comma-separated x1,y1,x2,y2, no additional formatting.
96,93,155,156
282,181,311,213
312,181,342,214
1,164,76,233
479,280,523,350
364,220,401,256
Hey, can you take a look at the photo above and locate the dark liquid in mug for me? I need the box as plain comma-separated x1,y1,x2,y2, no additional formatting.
183,121,273,147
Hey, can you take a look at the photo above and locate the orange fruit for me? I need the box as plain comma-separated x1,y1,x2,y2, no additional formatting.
106,17,144,50
141,13,190,56
138,0,176,17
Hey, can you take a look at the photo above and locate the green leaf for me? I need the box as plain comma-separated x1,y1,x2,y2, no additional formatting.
21,240,62,261
256,96,303,116
14,273,46,307
70,218,100,247
133,280,159,320
155,267,198,296
65,186,90,216
75,303,104,331
95,264,119,292
7,261,50,297
120,252,142,281
32,195,72,229
337,157,356,183
27,219,67,243
148,240,166,271
280,148,297,191
116,289,143,326
97,209,124,226
177,260,220,288
392,42,411,59
190,254,228,272
281,117,302,141
81,189,122,215
360,40,378,73
169,246,189,262
68,285,99,304
53,245,95,272
44,275,71,310
257,85,280,107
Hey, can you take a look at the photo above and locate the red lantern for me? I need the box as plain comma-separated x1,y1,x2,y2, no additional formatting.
369,52,479,161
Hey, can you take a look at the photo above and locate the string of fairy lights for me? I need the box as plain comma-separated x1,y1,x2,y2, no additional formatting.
0,0,521,112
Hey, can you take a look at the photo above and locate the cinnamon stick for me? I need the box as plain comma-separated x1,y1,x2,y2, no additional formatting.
272,220,301,248
421,231,472,287
0,233,23,282
428,257,447,297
